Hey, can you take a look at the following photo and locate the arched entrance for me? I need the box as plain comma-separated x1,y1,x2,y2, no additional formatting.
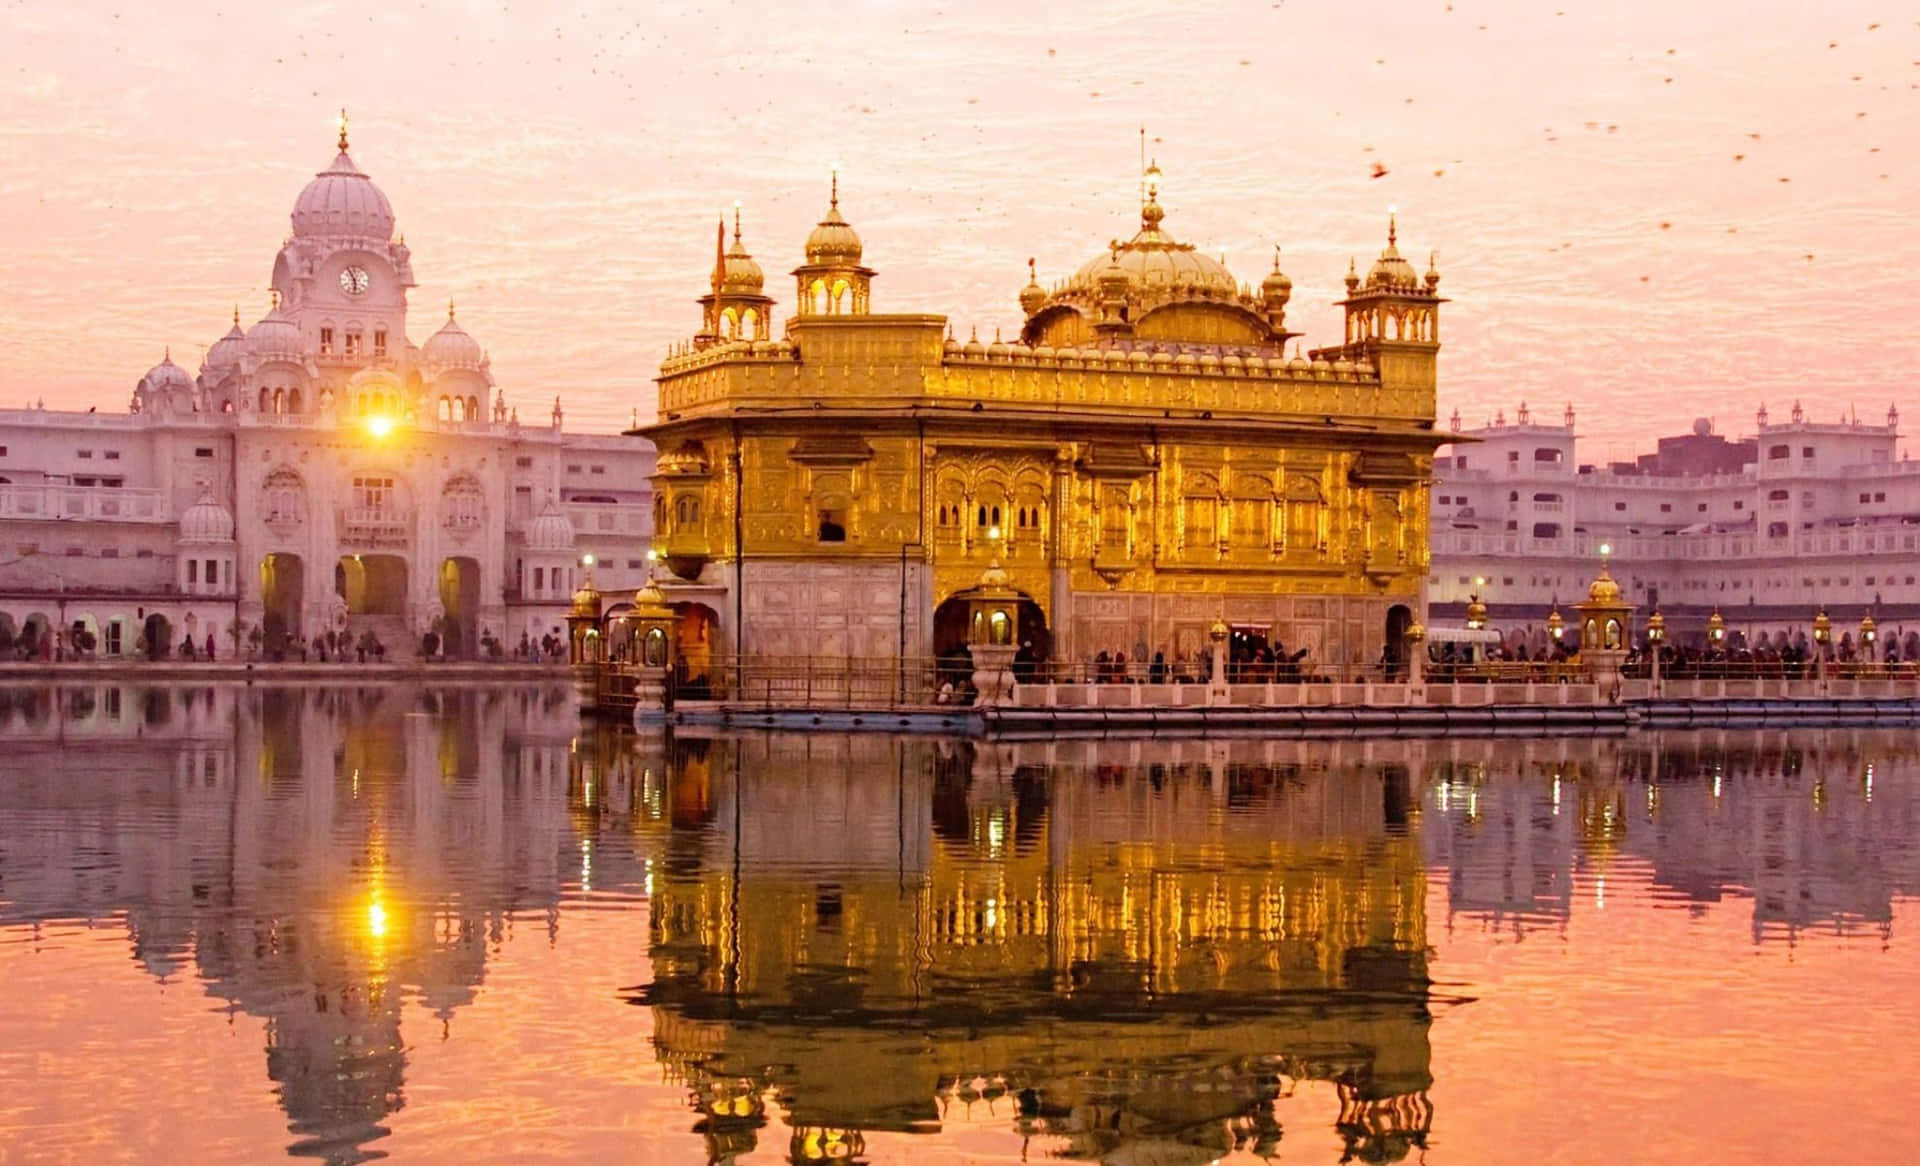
0,612,16,658
260,553,305,653
336,554,409,614
1384,604,1412,680
932,591,1049,681
68,613,100,658
19,613,51,660
670,603,719,698
142,612,172,660
437,557,481,658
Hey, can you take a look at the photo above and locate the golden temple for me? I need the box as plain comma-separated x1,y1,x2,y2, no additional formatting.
641,162,1446,675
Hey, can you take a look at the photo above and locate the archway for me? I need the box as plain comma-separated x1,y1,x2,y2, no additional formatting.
1384,604,1412,679
260,553,306,653
336,554,409,615
17,612,51,661
437,556,481,658
0,612,16,658
670,603,719,698
142,612,172,660
68,613,101,658
932,591,1049,681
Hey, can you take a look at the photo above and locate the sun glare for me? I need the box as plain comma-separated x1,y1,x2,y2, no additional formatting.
365,414,396,439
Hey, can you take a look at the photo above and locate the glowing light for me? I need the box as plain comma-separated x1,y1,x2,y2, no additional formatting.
581,553,596,568
646,548,660,563
365,414,396,439
988,524,1002,541
1599,542,1613,557
367,899,388,939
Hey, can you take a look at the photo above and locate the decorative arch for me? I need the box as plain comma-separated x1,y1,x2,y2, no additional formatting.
262,467,308,532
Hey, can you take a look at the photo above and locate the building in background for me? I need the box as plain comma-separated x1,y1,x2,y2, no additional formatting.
1429,402,1919,655
0,121,653,660
641,168,1446,677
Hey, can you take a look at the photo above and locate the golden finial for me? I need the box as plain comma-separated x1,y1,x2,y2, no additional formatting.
732,199,743,244
232,303,240,327
269,288,281,310
1027,257,1036,283
337,108,349,152
448,298,456,322
969,325,978,342
829,165,839,211
1272,245,1282,273
163,345,170,362
1387,206,1398,247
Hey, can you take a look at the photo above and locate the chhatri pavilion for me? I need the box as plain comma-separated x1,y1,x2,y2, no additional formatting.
639,164,1447,675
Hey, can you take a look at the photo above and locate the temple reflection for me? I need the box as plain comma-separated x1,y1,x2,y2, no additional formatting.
7,683,1920,1164
0,682,580,1165
615,735,1439,1165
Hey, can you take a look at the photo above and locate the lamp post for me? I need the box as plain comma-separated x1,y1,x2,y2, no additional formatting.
1547,599,1564,655
1646,608,1666,696
1861,611,1878,671
1812,607,1832,688
1706,606,1726,651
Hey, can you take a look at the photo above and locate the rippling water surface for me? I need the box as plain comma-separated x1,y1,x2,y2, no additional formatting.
1,682,1916,1164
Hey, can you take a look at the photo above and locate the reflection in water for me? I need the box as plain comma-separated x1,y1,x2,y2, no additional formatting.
2,683,1919,1164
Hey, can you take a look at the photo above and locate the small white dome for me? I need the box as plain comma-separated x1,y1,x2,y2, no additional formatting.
179,489,235,542
246,307,303,361
204,313,248,370
291,149,395,240
525,498,575,551
423,305,484,368
139,353,194,395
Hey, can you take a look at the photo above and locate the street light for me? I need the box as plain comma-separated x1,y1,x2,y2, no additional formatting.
1706,606,1726,650
1646,608,1666,694
1546,599,1564,650
1861,610,1878,655
1812,607,1832,687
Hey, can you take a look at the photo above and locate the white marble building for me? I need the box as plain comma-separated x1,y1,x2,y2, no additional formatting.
0,125,653,660
1429,402,1920,653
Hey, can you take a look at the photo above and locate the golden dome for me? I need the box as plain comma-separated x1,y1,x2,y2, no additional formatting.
1018,257,1046,314
1464,593,1488,629
1261,248,1293,300
1585,566,1622,605
1064,195,1240,297
803,174,862,266
1366,216,1420,290
720,208,764,293
569,580,601,618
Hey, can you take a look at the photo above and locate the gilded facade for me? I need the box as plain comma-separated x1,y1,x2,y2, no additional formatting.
643,169,1447,674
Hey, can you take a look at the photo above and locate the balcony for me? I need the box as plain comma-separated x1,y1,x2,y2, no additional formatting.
337,507,411,547
564,501,653,538
0,485,168,523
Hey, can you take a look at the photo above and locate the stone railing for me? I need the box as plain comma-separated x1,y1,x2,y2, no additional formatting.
0,485,168,522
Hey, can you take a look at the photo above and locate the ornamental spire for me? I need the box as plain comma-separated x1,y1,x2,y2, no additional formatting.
337,108,349,153
447,298,456,322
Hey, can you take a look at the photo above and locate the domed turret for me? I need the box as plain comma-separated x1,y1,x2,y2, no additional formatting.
203,307,248,371
1019,258,1047,315
792,172,874,317
1366,215,1419,290
804,174,863,266
721,208,765,294
139,351,194,397
423,301,484,368
525,498,575,551
1586,566,1622,605
179,488,235,543
290,113,395,240
246,295,303,361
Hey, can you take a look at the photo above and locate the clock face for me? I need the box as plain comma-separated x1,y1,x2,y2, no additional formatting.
340,266,370,296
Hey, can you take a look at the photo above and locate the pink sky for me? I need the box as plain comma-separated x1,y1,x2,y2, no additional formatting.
1,0,1914,455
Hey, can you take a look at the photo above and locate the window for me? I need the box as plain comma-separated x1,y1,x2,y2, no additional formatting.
534,566,545,591
101,547,118,558
77,449,92,459
104,620,123,656
514,485,533,520
1507,451,1520,463
1659,503,1672,513
1697,503,1707,512
1802,446,1814,459
1534,447,1563,464
1614,501,1627,512
205,559,218,586
1861,493,1872,504
1734,500,1744,510
626,558,644,569
104,450,119,460
590,465,606,475
1508,491,1519,502
373,329,387,356
1532,492,1561,503
566,464,582,475
188,559,198,584
136,549,153,559
817,510,847,542
1802,492,1814,509
1456,456,1469,469
1875,492,1887,503
1768,444,1790,459
1768,522,1789,537
515,456,534,469
194,448,213,459
1532,522,1562,538
353,475,394,512
319,327,334,354
1768,489,1789,501
344,331,361,357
